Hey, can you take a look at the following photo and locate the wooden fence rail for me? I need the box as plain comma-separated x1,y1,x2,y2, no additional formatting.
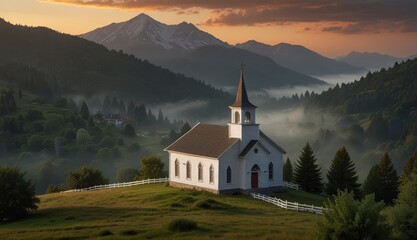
283,181,300,190
250,192,327,215
61,177,169,193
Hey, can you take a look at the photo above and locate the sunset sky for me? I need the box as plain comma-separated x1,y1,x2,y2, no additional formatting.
1,0,417,58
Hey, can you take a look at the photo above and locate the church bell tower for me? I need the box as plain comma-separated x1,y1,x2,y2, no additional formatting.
228,66,259,147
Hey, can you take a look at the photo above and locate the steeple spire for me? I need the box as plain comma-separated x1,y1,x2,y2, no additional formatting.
230,64,256,108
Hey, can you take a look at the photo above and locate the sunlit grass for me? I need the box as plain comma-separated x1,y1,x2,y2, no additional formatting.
0,184,322,239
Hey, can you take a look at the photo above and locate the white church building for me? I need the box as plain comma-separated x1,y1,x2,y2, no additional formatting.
165,70,286,194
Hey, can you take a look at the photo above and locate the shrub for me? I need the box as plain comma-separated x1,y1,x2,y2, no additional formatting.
140,155,165,179
167,218,197,232
116,168,139,183
43,114,64,133
97,147,112,160
76,128,90,145
111,146,121,158
27,135,45,151
316,190,390,240
63,128,76,140
127,142,141,153
47,184,62,193
25,110,43,121
123,124,136,137
65,166,108,189
99,136,114,148
0,166,39,222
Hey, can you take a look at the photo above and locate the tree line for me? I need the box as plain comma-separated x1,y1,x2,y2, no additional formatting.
284,143,417,239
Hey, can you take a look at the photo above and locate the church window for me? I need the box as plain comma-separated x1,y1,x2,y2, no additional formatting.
226,166,232,183
269,162,273,180
186,161,191,179
244,111,251,123
175,159,179,177
198,163,203,181
254,148,258,153
234,111,240,124
209,165,214,183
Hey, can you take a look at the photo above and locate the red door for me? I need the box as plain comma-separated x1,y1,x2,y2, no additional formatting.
251,172,258,188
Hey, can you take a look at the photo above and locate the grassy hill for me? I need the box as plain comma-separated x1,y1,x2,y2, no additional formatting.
0,184,325,240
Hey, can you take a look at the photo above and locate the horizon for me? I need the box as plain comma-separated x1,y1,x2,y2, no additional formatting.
1,0,417,58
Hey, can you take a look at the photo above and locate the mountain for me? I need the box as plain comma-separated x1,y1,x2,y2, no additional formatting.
236,40,365,76
80,13,227,64
165,45,327,91
0,18,231,110
336,51,403,71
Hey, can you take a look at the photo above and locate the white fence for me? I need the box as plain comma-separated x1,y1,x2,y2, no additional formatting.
61,177,169,193
250,193,327,215
283,181,300,190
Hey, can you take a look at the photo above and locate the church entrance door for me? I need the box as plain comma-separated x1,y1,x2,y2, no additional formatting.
251,172,258,188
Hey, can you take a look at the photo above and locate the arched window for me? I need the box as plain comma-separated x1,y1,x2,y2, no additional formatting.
244,111,251,123
174,159,179,177
251,164,260,172
268,162,273,180
209,165,214,183
186,161,191,179
198,163,203,181
226,166,232,183
234,111,240,124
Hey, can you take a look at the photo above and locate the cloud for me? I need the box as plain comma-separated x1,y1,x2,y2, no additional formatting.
46,0,417,33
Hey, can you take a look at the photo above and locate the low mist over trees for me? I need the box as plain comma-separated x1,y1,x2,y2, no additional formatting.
293,143,323,193
0,166,39,222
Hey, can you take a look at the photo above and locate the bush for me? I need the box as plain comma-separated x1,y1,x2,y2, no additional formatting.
76,128,90,145
63,128,76,140
97,147,112,160
123,124,136,137
65,166,108,189
17,151,34,162
0,166,39,222
47,184,62,193
111,146,121,158
140,155,165,179
43,114,64,133
167,218,197,232
25,110,43,121
127,142,141,153
27,134,45,151
316,190,390,240
116,168,139,182
99,136,114,148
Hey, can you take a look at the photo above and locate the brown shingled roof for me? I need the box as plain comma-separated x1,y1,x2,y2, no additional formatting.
230,71,256,108
165,123,239,158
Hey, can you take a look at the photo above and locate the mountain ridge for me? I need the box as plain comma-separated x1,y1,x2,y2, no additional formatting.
236,40,365,76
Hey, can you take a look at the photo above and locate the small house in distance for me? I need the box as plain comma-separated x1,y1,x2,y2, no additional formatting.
165,69,286,194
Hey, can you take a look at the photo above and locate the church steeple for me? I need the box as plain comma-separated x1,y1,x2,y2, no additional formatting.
230,65,256,108
228,65,259,144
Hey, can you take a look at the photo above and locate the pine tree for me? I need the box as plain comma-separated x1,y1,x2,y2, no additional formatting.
80,101,89,120
180,122,191,136
377,153,399,204
363,166,380,197
325,147,361,198
293,142,323,193
400,150,417,184
283,157,293,182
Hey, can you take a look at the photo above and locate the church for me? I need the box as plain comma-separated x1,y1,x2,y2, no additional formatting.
165,69,286,194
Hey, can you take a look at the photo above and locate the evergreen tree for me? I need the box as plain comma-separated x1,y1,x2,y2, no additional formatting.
325,147,361,198
80,101,89,120
363,166,379,197
127,101,135,117
180,121,191,136
283,157,293,182
293,142,323,193
400,150,417,184
137,104,147,123
158,109,164,124
377,153,399,204
387,173,417,239
0,166,39,222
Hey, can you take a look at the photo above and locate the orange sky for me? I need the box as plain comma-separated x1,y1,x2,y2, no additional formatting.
1,0,417,58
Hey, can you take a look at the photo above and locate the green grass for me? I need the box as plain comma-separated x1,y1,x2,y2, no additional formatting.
0,184,322,240
273,189,329,207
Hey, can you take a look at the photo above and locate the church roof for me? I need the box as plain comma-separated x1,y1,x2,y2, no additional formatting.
165,123,239,158
230,71,257,108
260,131,287,154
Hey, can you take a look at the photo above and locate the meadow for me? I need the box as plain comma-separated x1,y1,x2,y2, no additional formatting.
0,184,326,240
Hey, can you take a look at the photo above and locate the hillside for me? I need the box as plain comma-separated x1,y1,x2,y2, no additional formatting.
80,13,227,64
165,45,327,90
0,18,232,108
0,184,322,240
236,40,364,76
